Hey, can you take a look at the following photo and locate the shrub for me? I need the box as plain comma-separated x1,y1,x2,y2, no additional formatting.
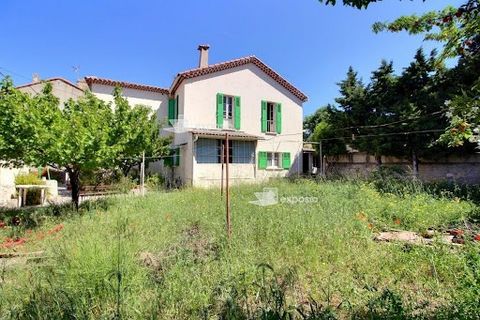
14,172,44,205
146,174,165,191
14,172,43,186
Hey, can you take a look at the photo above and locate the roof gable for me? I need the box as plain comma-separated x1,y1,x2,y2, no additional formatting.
171,56,308,102
17,77,84,92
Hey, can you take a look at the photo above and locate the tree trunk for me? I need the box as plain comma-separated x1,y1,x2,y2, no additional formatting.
67,168,80,210
412,150,419,178
375,155,382,167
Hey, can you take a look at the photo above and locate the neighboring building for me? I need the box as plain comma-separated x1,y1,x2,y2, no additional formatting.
0,76,85,206
86,45,308,187
81,77,170,126
17,75,85,107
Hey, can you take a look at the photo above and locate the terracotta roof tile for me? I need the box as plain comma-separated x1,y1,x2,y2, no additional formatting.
84,76,170,94
171,56,308,102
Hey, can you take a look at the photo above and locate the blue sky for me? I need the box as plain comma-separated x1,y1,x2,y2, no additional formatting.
0,0,461,116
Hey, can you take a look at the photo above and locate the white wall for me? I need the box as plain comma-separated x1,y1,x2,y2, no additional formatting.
179,63,304,184
89,84,169,115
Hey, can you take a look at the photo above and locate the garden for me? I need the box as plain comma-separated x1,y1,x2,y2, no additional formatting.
1,178,479,319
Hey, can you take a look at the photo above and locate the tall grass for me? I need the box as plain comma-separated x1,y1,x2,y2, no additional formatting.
0,179,478,319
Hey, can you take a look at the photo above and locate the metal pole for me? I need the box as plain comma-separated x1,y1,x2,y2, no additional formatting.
141,151,145,196
319,140,323,177
221,143,224,197
225,133,231,239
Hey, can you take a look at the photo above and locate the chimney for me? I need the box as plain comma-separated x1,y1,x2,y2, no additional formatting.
32,73,40,83
197,44,210,68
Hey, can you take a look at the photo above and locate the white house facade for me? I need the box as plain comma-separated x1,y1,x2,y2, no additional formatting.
85,45,307,187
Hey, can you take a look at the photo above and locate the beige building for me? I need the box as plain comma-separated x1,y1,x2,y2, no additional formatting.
17,76,85,107
86,45,307,187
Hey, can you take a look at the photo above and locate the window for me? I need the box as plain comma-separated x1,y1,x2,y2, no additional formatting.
223,95,233,120
267,152,281,168
196,138,254,164
267,102,276,133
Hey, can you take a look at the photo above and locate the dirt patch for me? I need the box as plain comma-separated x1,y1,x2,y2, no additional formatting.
139,222,220,283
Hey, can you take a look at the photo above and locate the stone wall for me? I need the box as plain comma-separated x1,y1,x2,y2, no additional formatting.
326,152,480,184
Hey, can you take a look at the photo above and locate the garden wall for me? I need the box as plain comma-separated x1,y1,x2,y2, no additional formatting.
326,152,480,184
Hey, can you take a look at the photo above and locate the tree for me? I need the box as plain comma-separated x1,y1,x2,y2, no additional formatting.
353,60,399,165
307,106,347,155
110,87,170,176
0,78,168,209
372,0,480,146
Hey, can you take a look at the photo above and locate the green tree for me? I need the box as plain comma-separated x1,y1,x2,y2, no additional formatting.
110,87,170,176
353,60,399,165
0,78,168,208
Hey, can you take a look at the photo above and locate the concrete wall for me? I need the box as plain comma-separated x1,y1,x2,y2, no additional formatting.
0,166,29,206
326,152,480,184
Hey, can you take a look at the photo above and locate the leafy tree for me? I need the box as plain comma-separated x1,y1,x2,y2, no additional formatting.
0,78,168,209
110,87,170,176
372,0,480,145
353,60,399,164
308,106,347,155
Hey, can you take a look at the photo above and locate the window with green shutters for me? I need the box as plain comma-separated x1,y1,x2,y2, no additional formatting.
261,101,282,133
217,93,241,130
164,148,180,167
168,98,176,125
257,151,290,170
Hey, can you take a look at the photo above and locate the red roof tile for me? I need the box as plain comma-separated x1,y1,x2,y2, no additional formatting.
171,56,308,102
84,76,170,94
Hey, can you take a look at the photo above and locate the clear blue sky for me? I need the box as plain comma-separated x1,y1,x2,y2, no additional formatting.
0,0,461,116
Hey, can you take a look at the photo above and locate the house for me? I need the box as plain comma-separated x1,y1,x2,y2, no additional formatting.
85,45,307,187
17,75,85,107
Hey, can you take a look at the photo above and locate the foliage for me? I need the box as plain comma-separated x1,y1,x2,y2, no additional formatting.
371,0,480,146
146,174,165,191
111,87,170,176
0,78,169,208
0,180,477,318
14,172,43,186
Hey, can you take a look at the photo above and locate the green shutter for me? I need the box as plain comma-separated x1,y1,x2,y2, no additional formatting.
175,95,179,119
234,96,241,130
261,101,267,133
164,152,172,167
282,152,291,169
174,148,180,167
216,93,224,128
258,151,267,169
276,103,282,134
168,98,175,124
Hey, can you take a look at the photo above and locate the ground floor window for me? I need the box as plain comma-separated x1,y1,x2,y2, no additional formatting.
267,152,281,168
196,138,255,164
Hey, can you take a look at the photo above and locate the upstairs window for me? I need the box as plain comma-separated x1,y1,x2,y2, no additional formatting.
266,102,276,133
223,95,234,120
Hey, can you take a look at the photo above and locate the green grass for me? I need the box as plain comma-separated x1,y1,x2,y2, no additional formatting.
0,179,479,319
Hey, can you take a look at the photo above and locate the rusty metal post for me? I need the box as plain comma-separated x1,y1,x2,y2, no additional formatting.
225,133,231,239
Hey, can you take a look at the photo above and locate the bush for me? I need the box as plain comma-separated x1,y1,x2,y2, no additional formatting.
369,166,424,196
14,172,43,186
146,174,165,191
114,176,137,194
14,172,44,205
